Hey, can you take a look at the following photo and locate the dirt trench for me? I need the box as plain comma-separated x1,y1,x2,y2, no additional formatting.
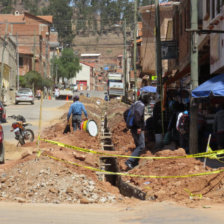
0,96,224,208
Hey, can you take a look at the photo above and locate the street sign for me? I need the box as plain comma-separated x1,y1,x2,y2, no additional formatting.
161,41,178,59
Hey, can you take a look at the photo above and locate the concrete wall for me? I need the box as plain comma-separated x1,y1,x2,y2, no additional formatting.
70,63,91,89
0,37,17,104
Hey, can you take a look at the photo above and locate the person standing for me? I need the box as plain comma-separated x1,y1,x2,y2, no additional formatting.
213,104,224,149
176,110,190,153
125,93,148,170
67,95,88,131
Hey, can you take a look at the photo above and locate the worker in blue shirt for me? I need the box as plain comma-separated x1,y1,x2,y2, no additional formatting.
67,95,88,131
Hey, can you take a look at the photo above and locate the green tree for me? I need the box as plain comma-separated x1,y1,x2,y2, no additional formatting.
20,71,53,90
0,0,14,13
57,48,81,82
23,0,39,15
42,0,74,46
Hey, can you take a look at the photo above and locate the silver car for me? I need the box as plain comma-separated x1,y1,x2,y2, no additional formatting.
15,88,34,105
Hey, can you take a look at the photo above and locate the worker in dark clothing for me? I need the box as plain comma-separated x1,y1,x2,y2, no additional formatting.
125,93,148,170
213,104,224,149
67,95,88,131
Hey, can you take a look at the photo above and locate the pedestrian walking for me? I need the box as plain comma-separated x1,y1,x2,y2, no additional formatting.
124,93,148,170
67,95,88,131
176,110,189,153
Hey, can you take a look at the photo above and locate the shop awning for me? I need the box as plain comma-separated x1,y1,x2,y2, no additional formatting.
140,86,157,93
192,74,224,98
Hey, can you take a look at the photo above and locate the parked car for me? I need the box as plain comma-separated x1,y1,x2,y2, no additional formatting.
0,101,6,123
15,88,34,105
70,84,78,92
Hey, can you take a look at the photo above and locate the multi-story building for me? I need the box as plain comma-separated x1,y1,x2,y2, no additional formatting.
0,36,17,103
202,0,224,75
0,12,54,79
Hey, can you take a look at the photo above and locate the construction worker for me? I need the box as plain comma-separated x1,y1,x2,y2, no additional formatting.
67,95,88,131
125,92,149,170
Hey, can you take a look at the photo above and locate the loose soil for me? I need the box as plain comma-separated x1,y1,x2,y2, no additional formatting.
0,96,224,208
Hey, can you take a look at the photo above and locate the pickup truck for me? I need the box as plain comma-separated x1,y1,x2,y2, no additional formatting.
56,89,73,100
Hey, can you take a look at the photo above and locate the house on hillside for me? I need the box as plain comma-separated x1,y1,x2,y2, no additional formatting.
80,53,101,63
0,12,57,80
69,62,94,91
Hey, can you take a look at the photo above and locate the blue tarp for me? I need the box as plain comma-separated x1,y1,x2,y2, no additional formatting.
140,86,157,93
192,74,224,98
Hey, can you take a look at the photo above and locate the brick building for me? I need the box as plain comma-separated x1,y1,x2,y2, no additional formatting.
0,12,54,79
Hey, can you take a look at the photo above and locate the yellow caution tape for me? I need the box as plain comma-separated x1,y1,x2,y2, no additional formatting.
38,151,224,179
184,188,203,199
40,138,224,160
37,150,42,158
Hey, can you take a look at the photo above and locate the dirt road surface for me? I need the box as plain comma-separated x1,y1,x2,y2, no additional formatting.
1,96,224,224
0,202,223,224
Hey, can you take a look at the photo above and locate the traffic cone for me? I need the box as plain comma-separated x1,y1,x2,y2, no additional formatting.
66,95,68,101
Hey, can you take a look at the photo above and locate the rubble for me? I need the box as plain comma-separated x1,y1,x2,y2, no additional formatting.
0,96,224,207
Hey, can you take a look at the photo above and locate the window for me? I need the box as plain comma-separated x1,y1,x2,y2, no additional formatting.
217,0,221,14
212,0,215,18
180,14,183,36
19,57,23,67
204,0,210,20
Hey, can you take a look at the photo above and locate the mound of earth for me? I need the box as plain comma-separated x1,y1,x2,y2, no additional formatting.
107,101,224,207
1,97,224,208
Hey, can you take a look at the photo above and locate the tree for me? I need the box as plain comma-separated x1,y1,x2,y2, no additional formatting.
0,0,14,13
42,0,74,46
20,71,53,90
57,48,81,82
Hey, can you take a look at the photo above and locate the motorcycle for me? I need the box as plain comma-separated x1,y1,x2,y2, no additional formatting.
8,115,34,146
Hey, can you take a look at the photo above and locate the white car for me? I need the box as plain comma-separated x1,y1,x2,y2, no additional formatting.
15,88,34,105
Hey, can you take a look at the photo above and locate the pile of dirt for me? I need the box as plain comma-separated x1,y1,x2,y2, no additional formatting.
0,156,118,204
1,97,224,208
107,101,224,207
0,96,126,204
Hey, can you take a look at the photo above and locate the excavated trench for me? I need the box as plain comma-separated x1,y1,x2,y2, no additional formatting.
99,110,146,200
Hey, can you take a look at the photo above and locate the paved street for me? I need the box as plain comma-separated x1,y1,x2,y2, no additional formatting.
1,90,105,143
0,202,223,224
1,99,67,143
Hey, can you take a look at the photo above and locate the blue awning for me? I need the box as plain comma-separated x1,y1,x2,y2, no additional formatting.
140,86,157,93
192,74,224,98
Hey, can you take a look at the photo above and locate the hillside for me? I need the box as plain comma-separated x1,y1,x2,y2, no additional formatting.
72,29,132,70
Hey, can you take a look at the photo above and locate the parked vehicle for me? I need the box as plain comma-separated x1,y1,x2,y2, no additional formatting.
108,73,124,99
70,84,78,92
0,101,6,123
9,115,34,146
57,88,73,100
0,125,4,164
15,88,34,105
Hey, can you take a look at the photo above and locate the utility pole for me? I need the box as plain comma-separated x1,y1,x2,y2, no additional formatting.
155,0,162,97
155,0,164,135
189,0,198,154
133,0,137,101
55,63,58,85
123,19,127,102
16,33,19,90
0,22,8,101
33,32,36,71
